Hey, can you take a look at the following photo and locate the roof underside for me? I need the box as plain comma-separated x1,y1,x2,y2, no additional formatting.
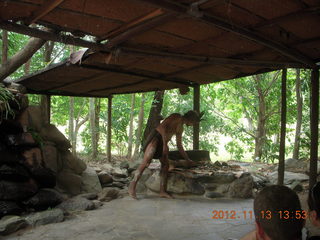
1,0,320,97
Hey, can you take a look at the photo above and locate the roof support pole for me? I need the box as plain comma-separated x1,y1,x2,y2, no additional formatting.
107,95,113,162
40,95,51,124
309,68,319,188
193,84,200,150
278,69,287,185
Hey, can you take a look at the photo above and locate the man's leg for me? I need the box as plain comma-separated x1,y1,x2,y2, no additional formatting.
159,145,173,199
128,138,157,199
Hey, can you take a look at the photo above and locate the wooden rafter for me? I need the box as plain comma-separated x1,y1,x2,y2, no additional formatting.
25,0,65,25
136,0,316,67
98,8,165,41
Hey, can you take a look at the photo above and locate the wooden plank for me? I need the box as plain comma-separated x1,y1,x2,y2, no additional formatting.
136,0,316,67
309,68,319,188
26,0,65,25
278,69,287,185
193,84,200,150
99,8,164,41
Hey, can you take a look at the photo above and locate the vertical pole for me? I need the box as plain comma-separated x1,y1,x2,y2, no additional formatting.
193,84,200,150
278,69,287,186
107,95,112,162
309,68,319,188
40,95,51,124
46,95,51,124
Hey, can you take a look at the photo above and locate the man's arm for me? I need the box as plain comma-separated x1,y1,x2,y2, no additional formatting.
176,131,190,161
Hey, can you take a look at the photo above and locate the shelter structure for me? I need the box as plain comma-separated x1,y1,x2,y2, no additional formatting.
0,0,319,186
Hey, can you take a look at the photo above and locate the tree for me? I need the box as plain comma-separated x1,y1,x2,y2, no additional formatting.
89,98,100,159
142,91,165,147
1,30,8,65
133,93,146,159
127,94,135,159
292,69,303,160
0,35,47,81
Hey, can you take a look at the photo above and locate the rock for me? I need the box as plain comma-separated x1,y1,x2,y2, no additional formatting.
0,180,38,201
57,170,82,195
57,197,95,212
202,183,218,191
228,174,254,198
288,180,303,192
102,163,128,178
81,167,102,193
39,124,71,150
98,188,119,202
22,148,42,168
205,191,224,198
196,172,236,184
98,172,113,184
0,216,28,235
145,171,205,195
250,172,269,188
17,106,43,132
92,200,103,208
221,162,228,167
268,171,309,185
78,193,97,200
213,161,222,167
120,161,129,169
25,208,64,226
30,167,56,188
0,201,23,218
22,189,64,210
61,151,87,175
42,142,59,173
136,168,153,193
110,182,126,189
215,184,230,194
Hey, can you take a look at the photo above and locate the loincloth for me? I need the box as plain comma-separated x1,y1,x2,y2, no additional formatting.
143,129,163,159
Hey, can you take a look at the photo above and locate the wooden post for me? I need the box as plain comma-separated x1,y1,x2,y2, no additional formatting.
309,68,319,188
107,95,112,162
278,69,287,185
40,95,51,124
193,84,200,150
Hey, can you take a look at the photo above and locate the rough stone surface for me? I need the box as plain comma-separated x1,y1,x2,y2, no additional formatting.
42,142,59,173
146,171,205,195
268,171,309,185
61,151,87,175
40,124,71,151
92,200,103,209
120,161,129,169
98,171,113,184
98,188,119,202
205,191,224,198
0,216,28,235
56,170,82,195
250,172,269,188
136,168,153,193
81,167,102,193
25,208,64,226
5,197,255,240
196,172,236,184
57,197,95,212
78,193,98,200
102,163,128,178
228,174,254,198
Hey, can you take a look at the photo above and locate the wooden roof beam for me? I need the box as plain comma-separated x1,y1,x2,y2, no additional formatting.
120,47,308,68
136,0,316,67
25,0,65,25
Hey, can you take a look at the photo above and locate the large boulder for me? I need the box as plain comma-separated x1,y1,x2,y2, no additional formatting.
25,208,64,226
56,170,82,195
39,124,71,151
98,188,119,202
0,216,28,236
22,189,64,210
136,168,153,193
57,196,95,212
145,171,205,195
98,171,113,185
196,172,236,184
81,166,102,193
228,173,254,198
268,171,309,185
60,151,87,175
17,106,43,132
102,163,128,178
42,142,59,173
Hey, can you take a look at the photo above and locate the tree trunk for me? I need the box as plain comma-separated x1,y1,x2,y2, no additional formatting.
142,91,164,147
89,98,99,159
24,59,31,74
133,93,146,159
44,41,54,64
0,36,47,81
293,69,302,160
69,97,76,154
127,93,135,159
2,30,8,65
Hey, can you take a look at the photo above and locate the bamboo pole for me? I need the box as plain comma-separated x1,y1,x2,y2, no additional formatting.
193,84,200,150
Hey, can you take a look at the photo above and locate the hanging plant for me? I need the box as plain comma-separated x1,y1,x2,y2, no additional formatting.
0,85,16,122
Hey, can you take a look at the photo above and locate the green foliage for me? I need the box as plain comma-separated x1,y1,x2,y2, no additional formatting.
0,85,16,121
